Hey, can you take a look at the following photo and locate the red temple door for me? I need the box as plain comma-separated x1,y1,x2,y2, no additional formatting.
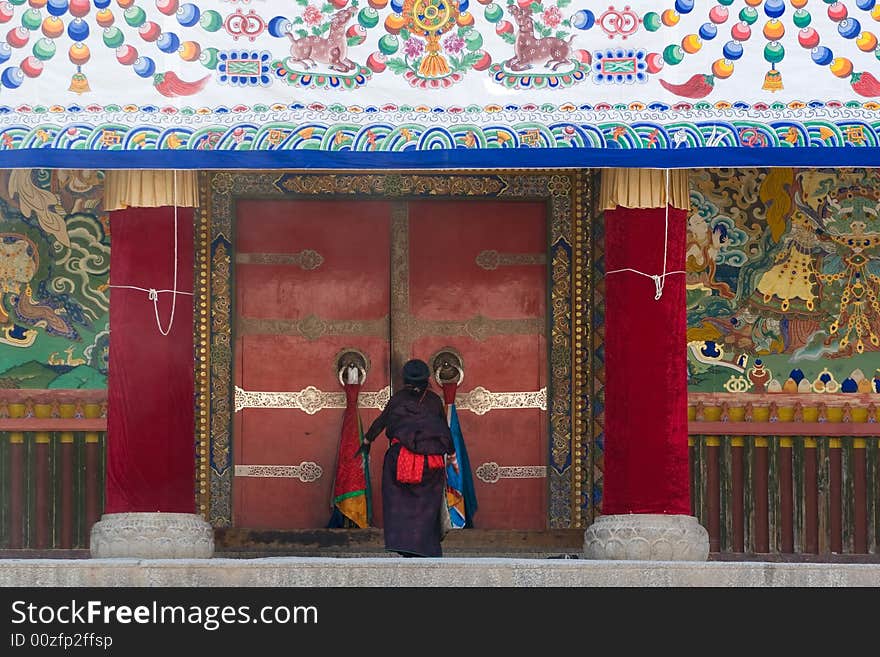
232,199,548,531
233,199,391,529
400,200,548,530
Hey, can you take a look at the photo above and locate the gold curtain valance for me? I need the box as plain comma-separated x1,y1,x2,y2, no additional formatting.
598,168,690,211
104,170,199,211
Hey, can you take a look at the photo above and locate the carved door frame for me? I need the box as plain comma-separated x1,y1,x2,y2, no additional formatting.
195,170,597,530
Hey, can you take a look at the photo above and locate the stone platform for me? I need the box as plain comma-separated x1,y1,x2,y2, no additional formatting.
2,557,880,587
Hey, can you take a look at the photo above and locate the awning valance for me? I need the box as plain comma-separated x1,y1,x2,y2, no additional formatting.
2,1,878,169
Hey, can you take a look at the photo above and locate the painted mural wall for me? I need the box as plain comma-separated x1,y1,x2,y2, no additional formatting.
0,169,108,389
686,167,880,395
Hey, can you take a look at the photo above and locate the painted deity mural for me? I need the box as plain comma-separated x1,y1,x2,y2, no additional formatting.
0,169,108,389
686,166,880,394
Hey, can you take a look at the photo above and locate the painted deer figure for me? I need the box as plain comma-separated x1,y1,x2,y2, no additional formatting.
506,4,574,72
286,6,357,72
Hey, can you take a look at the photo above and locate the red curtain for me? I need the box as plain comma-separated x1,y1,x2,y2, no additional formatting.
602,205,690,515
106,207,195,514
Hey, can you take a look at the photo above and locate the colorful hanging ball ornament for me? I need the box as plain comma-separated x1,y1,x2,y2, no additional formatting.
20,54,42,76
764,19,785,41
712,58,734,78
792,9,811,28
268,17,291,38
20,8,41,29
199,9,221,32
199,46,218,69
731,22,751,41
1,66,24,88
763,41,784,64
739,7,758,24
115,43,137,65
473,49,491,70
708,6,728,24
674,0,694,14
116,0,134,9
662,44,684,64
484,3,503,23
155,0,178,15
646,52,664,73
763,0,785,18
138,20,161,41
457,11,474,27
790,0,808,7
67,17,89,41
829,56,853,77
857,31,878,51
93,0,110,7
358,7,378,28
45,0,67,17
68,41,90,65
572,9,594,29
95,9,114,26
390,0,403,12
68,0,88,17
31,37,55,59
101,25,124,47
827,3,848,22
661,9,679,26
132,55,155,77
798,27,820,48
378,33,398,54
123,6,146,27
0,3,15,22
642,12,661,31
6,27,29,48
811,45,833,65
368,0,388,8
328,0,348,8
699,23,717,40
176,2,199,27
723,40,744,59
0,43,11,63
838,18,861,39
178,40,200,61
384,13,406,33
346,23,367,46
41,16,63,37
494,19,513,36
856,0,876,9
681,34,702,54
744,0,761,6
367,51,386,72
156,31,179,53
28,0,47,8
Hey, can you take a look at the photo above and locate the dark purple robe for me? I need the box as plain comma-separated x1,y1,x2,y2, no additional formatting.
364,386,454,557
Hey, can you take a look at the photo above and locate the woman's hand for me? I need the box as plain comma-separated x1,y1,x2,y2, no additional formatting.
447,453,459,474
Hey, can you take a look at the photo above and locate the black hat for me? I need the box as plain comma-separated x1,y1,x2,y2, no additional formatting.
402,359,430,386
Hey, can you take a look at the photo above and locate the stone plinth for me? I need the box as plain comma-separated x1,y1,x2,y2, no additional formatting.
583,514,709,561
90,512,214,559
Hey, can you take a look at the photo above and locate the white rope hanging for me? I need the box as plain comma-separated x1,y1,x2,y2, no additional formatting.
108,170,193,336
604,169,686,300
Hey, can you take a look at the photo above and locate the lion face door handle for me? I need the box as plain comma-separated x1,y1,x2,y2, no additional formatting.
431,348,464,387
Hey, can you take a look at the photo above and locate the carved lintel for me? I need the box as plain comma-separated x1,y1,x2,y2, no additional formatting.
475,462,547,484
234,462,323,482
234,385,391,414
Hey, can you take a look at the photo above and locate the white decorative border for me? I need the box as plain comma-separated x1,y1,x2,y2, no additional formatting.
234,385,391,414
234,462,323,482
475,463,548,484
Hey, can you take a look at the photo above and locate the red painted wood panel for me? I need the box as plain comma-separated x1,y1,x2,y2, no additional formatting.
234,200,390,530
409,201,547,530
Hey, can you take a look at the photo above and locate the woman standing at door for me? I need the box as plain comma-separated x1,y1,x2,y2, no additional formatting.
360,359,457,557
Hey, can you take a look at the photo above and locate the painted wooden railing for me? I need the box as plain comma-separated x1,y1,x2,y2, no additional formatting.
689,393,880,557
0,391,106,550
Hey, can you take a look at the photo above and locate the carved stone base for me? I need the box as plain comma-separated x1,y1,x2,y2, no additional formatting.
583,514,709,561
90,513,215,559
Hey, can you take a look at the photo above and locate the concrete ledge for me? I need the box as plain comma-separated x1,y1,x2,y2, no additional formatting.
1,558,880,587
